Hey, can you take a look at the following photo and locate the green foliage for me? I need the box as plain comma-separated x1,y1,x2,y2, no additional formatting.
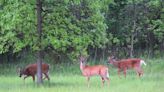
0,0,36,53
0,0,164,61
153,20,164,42
42,0,109,60
106,0,164,57
0,0,110,60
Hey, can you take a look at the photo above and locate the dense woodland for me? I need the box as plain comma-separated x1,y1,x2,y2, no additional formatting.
0,0,164,63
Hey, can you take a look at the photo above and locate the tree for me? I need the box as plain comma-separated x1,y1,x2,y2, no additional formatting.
105,0,164,57
36,0,43,84
42,0,109,60
1,0,163,64
0,0,36,62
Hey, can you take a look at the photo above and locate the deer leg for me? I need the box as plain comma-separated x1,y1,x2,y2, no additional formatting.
23,75,29,80
134,67,142,78
101,77,105,87
134,67,138,77
105,72,110,86
138,69,143,77
105,77,110,86
87,77,90,87
42,73,46,80
118,68,121,78
44,73,50,81
23,75,29,84
32,75,35,82
42,73,47,80
123,68,127,78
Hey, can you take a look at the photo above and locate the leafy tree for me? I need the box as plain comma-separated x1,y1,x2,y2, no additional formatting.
42,0,109,60
0,0,110,62
106,0,164,57
0,0,36,54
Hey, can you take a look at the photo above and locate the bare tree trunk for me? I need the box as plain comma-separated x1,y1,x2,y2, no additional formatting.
37,51,42,84
93,47,97,63
102,48,105,62
130,32,134,58
36,0,43,85
130,0,136,58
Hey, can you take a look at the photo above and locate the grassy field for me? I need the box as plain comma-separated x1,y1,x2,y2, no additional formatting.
0,58,164,92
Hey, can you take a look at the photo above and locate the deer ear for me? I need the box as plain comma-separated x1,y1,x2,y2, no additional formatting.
108,55,115,60
84,55,89,62
79,55,88,62
79,55,84,62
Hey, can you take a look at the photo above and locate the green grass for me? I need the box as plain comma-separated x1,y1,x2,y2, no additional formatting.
0,58,164,92
0,74,163,92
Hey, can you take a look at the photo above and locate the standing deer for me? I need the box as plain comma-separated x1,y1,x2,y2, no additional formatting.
108,56,146,78
17,63,50,82
79,56,110,87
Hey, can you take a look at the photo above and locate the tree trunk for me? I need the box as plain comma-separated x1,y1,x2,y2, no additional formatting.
93,47,97,63
130,0,136,58
37,51,42,84
102,48,105,62
130,32,134,58
36,0,43,85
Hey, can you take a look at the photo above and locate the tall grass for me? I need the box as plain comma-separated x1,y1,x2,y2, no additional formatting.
0,58,164,92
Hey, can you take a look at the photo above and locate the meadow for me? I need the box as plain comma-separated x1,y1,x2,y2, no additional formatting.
0,58,164,92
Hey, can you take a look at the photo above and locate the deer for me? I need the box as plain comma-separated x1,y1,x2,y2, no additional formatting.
17,63,50,82
108,56,146,78
79,56,110,87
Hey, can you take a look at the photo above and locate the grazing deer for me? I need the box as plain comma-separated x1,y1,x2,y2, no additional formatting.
79,56,110,87
108,56,146,78
17,63,50,82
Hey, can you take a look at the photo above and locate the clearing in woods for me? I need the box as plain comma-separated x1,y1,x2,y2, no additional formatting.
0,58,163,92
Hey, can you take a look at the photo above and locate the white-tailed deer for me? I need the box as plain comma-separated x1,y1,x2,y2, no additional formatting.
108,56,146,78
79,56,109,87
17,63,50,82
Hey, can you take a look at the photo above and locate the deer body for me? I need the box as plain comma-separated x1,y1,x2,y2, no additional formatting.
79,56,109,87
108,57,146,78
80,65,109,77
18,63,50,82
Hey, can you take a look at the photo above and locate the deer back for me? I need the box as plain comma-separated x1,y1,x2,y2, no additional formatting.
18,63,49,77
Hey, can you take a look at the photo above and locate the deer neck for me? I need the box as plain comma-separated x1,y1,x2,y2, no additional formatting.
111,60,119,67
80,62,85,71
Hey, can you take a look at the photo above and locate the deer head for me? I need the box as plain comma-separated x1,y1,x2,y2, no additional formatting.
79,55,88,63
108,55,116,64
79,55,88,70
17,67,25,77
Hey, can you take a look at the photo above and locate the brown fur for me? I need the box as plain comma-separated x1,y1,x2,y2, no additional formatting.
79,56,109,87
18,63,50,82
108,56,146,78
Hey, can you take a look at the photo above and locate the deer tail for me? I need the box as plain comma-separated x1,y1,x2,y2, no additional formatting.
140,60,146,66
